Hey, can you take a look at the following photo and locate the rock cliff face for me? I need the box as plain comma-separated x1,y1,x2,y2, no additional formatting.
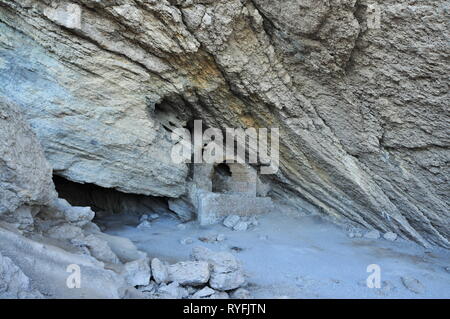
0,98,57,216
0,0,448,247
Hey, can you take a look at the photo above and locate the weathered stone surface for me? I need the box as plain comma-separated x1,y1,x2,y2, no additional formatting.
156,282,189,299
223,215,240,229
0,227,127,298
167,261,210,286
197,192,273,226
0,251,42,298
364,230,381,240
191,286,215,299
401,276,425,294
80,234,121,264
0,97,56,216
151,258,169,284
122,258,151,287
230,288,252,299
191,246,245,291
383,232,398,241
0,0,448,247
168,198,195,222
47,223,83,240
92,232,147,263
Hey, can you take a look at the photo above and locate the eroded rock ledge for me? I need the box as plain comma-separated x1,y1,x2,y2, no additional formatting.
0,0,448,247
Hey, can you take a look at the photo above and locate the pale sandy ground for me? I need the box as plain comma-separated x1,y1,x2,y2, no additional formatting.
100,211,450,299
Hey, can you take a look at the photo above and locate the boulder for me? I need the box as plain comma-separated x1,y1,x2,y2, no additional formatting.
122,258,151,287
151,258,169,284
191,247,245,291
81,235,120,264
156,282,189,299
364,230,381,240
223,215,241,228
167,261,210,286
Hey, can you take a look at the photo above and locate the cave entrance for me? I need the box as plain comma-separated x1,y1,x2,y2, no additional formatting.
52,175,171,220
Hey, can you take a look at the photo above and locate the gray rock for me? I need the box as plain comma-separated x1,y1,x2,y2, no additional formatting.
168,198,195,221
81,234,120,264
139,215,148,223
383,232,398,241
191,286,216,299
0,98,56,216
231,288,252,299
91,232,147,263
364,230,381,240
167,261,210,286
209,291,230,299
223,215,241,229
210,271,246,291
233,221,248,231
47,224,83,240
401,277,425,294
151,258,169,284
156,282,189,299
191,247,245,291
122,258,151,287
0,252,42,298
149,213,160,220
136,220,152,230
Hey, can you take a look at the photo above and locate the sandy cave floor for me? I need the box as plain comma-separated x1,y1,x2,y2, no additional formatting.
98,211,450,299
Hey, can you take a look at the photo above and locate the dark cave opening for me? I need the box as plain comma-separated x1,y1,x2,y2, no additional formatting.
52,175,172,219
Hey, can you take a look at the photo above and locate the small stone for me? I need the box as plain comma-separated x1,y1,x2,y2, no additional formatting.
364,230,380,239
383,232,398,241
180,237,194,245
216,234,226,242
247,216,259,227
192,286,216,299
149,213,159,220
230,288,252,299
209,291,229,299
157,282,188,299
445,267,450,273
233,221,248,231
138,280,157,293
223,215,240,228
122,258,151,287
137,220,152,230
401,277,425,294
167,261,210,286
139,215,148,223
186,286,197,295
177,223,187,230
151,258,169,284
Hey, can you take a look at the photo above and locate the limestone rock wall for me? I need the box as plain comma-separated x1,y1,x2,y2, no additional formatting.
0,97,57,215
0,0,448,247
